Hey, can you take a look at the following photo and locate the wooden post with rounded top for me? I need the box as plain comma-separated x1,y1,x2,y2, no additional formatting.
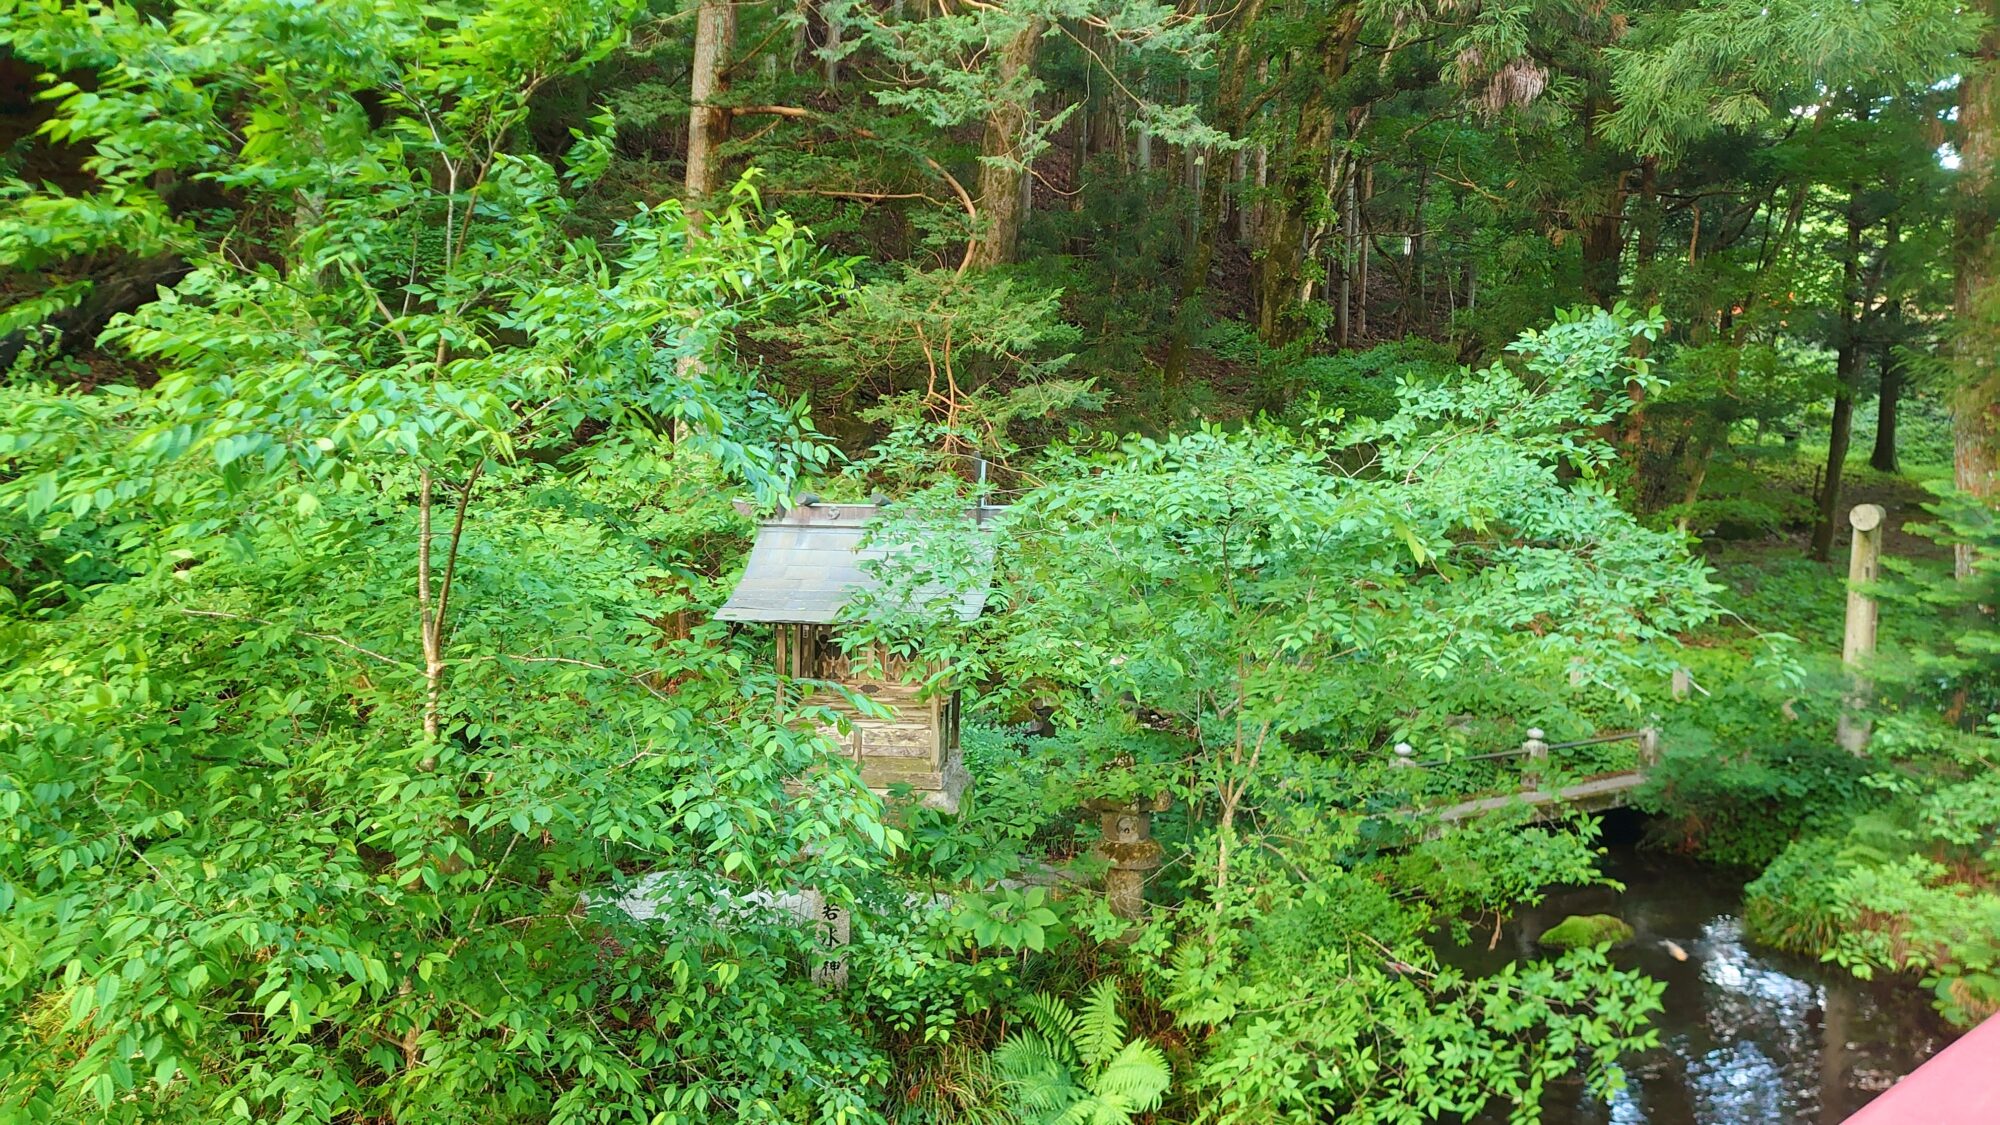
1837,503,1885,755
1638,726,1662,768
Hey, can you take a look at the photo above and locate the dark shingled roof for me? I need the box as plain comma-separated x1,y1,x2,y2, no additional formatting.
714,503,996,625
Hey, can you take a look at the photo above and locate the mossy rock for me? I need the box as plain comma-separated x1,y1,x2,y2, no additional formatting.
1538,914,1635,950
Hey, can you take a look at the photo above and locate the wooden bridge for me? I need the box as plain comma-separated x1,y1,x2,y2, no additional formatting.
1394,727,1663,826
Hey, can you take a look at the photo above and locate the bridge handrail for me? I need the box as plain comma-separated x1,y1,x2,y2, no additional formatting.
1394,726,1659,771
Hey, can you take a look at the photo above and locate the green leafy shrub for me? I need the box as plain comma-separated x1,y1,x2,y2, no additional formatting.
1286,338,1459,423
1744,837,1855,954
1740,735,2000,1027
1633,621,1870,867
1637,732,1874,867
0,3,897,1119
1822,767,2000,1027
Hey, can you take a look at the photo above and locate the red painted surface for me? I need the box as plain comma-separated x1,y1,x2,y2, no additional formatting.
1845,1013,2000,1123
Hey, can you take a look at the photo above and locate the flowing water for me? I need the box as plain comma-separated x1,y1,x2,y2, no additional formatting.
1438,814,1959,1124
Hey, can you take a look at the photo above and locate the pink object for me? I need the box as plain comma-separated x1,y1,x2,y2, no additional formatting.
1846,1013,2000,1123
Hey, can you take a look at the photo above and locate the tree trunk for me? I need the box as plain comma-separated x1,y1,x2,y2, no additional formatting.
1408,165,1428,332
685,0,736,203
1871,341,1902,473
1581,212,1623,306
1071,54,1093,216
1813,382,1859,561
1355,165,1370,340
1251,134,1267,237
1229,147,1247,239
965,19,1043,270
1578,101,1628,307
1633,157,1661,274
417,464,481,763
1812,196,1867,562
1186,144,1202,253
1337,168,1354,346
1620,157,1663,451
1253,6,1360,345
1160,0,1268,396
1673,426,1717,534
1955,3,2000,577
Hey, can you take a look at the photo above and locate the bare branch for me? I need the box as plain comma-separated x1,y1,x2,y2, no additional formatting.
731,105,981,275
498,654,676,702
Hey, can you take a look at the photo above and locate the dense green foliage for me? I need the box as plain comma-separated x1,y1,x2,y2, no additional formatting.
5,0,2000,1119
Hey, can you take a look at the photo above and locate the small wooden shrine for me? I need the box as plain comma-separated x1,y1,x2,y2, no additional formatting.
715,500,995,812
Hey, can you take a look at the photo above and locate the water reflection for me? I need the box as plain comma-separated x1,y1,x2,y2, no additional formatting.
1687,1040,1789,1121
1441,836,1955,1124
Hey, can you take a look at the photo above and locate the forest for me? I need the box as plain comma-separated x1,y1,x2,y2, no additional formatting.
2,0,1999,1121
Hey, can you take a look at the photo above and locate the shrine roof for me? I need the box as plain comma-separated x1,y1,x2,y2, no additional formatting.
714,502,997,625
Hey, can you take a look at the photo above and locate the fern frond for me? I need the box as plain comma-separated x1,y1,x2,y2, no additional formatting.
994,981,1170,1125
993,1033,1056,1080
1091,1041,1170,1113
1073,978,1127,1070
993,1033,1077,1115
1021,991,1081,1060
1054,1097,1108,1125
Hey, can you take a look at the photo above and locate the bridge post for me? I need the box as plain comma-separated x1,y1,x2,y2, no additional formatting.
1392,742,1415,769
1838,503,1885,755
1638,726,1661,768
1522,728,1548,791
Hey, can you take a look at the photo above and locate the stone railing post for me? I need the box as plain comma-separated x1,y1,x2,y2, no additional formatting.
1838,503,1884,755
1392,741,1416,769
1522,728,1548,791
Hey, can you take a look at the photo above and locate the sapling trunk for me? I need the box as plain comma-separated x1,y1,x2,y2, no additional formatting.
418,464,482,765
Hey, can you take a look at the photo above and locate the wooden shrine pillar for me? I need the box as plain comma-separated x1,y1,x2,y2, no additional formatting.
1838,503,1884,755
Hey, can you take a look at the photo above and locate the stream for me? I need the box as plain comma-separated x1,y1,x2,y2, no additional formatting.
1438,812,1959,1124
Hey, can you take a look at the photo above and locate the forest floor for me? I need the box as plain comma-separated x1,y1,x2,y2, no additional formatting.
1701,448,1952,565
1693,438,1955,658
